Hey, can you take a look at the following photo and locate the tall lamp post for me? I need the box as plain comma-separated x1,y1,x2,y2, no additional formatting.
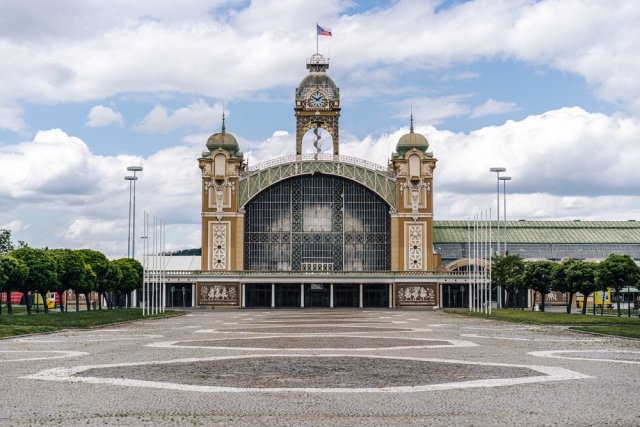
124,175,137,258
126,166,143,308
126,166,143,258
499,176,511,254
490,167,506,256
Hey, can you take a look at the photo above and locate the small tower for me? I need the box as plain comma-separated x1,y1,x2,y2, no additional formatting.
198,114,245,271
390,115,439,271
294,53,341,155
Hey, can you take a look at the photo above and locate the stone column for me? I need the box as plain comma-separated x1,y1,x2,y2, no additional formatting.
271,284,275,308
330,284,334,308
241,284,245,308
389,284,393,308
300,284,305,308
359,284,364,308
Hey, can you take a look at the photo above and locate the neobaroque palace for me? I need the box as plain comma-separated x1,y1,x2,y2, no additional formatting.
161,53,640,310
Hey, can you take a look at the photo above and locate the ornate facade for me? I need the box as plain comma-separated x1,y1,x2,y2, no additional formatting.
193,53,457,309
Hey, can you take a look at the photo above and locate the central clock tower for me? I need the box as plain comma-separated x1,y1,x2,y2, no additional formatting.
294,53,341,155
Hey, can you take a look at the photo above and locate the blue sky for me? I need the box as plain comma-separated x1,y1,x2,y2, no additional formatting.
1,0,639,257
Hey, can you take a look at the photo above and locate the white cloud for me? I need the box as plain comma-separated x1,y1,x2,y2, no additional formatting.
392,95,471,125
135,100,223,134
470,98,517,118
0,220,28,233
0,104,26,133
0,129,200,256
86,105,124,127
0,1,637,115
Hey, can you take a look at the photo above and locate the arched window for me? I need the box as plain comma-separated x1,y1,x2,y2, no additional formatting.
244,174,390,271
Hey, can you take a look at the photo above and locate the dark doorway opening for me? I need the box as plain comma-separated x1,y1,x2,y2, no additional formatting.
275,284,301,308
363,284,389,308
246,284,272,308
304,284,330,308
165,284,193,308
442,284,468,308
334,284,359,308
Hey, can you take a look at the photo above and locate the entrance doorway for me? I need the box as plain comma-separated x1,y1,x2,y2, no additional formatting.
363,284,388,308
304,284,330,308
246,284,271,308
334,284,359,308
165,284,192,308
442,284,468,308
275,284,301,308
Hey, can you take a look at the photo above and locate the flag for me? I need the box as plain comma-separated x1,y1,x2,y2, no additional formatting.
317,24,332,36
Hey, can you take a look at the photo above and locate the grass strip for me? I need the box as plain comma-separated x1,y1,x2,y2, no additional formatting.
445,308,640,326
0,308,181,338
570,325,640,339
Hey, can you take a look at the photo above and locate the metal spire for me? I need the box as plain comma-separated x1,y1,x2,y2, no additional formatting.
221,110,226,133
410,101,414,133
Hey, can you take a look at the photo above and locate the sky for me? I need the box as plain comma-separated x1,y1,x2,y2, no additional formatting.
1,0,639,258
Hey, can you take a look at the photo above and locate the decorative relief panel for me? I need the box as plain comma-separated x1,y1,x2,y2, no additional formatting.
209,223,229,270
197,283,238,306
396,284,437,306
407,223,425,270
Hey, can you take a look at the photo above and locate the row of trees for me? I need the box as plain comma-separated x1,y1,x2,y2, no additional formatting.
492,253,640,316
0,246,143,315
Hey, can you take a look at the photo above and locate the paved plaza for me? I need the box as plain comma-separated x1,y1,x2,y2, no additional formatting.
1,310,639,426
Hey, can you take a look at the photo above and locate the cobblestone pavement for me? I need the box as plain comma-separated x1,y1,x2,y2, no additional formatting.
1,309,639,426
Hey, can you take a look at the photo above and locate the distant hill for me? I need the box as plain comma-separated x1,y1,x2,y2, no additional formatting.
167,248,201,256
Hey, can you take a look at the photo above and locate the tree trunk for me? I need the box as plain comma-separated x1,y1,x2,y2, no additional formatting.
98,292,103,310
567,292,574,314
6,289,13,315
617,290,621,317
75,291,79,312
531,291,537,311
26,292,32,315
540,295,545,312
582,293,588,314
84,293,91,311
39,291,49,313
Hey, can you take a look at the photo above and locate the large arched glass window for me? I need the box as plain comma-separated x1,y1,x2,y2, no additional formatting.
244,174,390,271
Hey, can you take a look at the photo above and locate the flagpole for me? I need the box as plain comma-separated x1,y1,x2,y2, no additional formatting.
316,22,319,55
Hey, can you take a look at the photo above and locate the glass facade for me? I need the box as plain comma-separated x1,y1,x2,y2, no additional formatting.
244,174,390,271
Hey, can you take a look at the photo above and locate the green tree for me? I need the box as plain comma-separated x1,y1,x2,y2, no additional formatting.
551,259,578,314
50,249,87,312
565,260,598,315
492,254,525,308
10,247,58,314
77,249,110,310
596,254,640,317
522,260,556,312
80,264,96,311
104,261,123,309
0,229,14,255
0,255,28,315
113,258,142,308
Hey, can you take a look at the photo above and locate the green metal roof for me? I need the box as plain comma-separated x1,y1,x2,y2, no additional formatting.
433,220,640,244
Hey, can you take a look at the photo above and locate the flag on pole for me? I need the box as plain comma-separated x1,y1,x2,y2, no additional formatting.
317,24,332,36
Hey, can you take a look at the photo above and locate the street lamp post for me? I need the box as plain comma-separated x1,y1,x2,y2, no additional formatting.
490,167,506,256
124,176,137,258
127,166,143,259
499,176,511,254
490,167,506,309
126,166,143,308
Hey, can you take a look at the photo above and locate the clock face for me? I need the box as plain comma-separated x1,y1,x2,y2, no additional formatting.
308,91,327,108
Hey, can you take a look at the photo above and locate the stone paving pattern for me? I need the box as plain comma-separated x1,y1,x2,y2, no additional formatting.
1,309,639,426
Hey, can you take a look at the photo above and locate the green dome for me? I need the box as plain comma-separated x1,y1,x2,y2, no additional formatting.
206,131,239,155
396,130,429,155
